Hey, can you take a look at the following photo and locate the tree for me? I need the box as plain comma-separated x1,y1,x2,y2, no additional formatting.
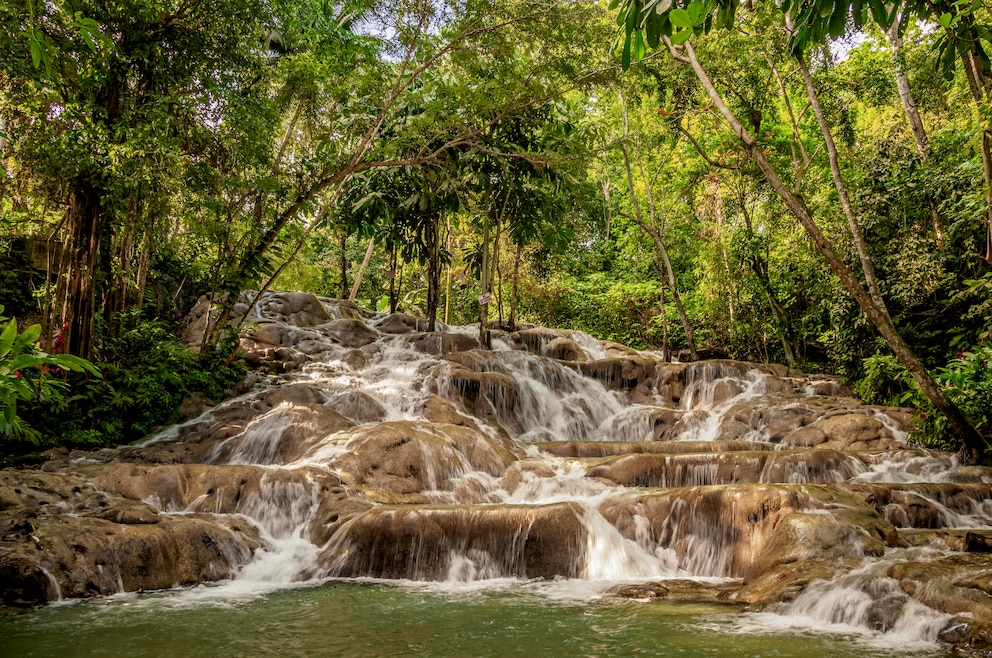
613,0,991,462
4,0,277,359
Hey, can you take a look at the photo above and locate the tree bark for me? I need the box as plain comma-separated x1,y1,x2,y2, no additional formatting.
795,50,889,321
349,238,375,302
61,182,106,360
479,206,492,349
887,22,929,161
680,39,988,463
509,241,522,330
426,215,441,331
339,232,349,299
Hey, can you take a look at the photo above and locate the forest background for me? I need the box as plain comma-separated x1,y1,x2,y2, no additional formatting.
1,0,990,460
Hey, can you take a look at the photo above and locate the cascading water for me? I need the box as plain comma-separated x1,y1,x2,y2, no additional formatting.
14,291,992,654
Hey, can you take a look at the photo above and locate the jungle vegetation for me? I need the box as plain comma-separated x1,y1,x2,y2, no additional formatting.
1,0,990,459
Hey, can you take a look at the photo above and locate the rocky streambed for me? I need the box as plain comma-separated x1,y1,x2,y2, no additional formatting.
3,291,992,654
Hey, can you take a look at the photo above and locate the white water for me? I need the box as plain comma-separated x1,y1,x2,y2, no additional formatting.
134,293,992,648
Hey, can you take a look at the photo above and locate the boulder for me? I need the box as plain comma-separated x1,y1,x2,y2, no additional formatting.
0,468,262,606
328,421,517,497
314,318,380,348
401,331,481,355
374,313,428,334
321,502,586,580
545,337,588,362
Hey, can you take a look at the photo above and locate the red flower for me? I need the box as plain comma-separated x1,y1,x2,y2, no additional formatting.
14,371,21,378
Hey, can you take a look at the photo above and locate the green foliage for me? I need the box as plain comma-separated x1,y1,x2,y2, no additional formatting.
520,275,666,349
853,354,920,406
14,318,244,451
913,346,992,452
0,305,99,442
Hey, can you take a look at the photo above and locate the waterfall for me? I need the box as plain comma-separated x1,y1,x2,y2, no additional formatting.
81,291,991,650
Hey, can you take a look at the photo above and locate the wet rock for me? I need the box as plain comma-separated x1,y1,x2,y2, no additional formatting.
601,341,640,357
795,413,901,451
887,554,992,621
328,421,517,496
938,619,971,643
545,337,588,362
402,332,481,355
321,502,586,580
374,313,428,334
251,382,325,410
576,356,657,391
325,390,387,424
539,440,774,458
421,394,473,427
314,318,380,348
178,392,215,422
254,291,331,327
210,403,354,465
0,468,263,605
513,328,561,355
608,579,741,603
587,449,864,488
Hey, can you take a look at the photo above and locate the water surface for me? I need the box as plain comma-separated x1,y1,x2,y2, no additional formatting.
0,580,949,657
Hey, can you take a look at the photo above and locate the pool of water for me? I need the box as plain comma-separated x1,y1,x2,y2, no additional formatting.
0,580,949,657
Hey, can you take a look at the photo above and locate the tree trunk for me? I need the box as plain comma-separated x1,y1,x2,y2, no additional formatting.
389,246,399,313
887,22,929,160
509,241,522,330
349,237,375,302
885,22,946,246
795,49,889,320
659,280,670,361
61,182,106,360
959,49,992,261
426,215,441,331
618,136,697,359
444,221,453,325
479,206,492,349
339,231,349,299
681,39,988,463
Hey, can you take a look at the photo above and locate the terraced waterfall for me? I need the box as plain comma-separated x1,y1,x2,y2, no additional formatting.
3,291,991,655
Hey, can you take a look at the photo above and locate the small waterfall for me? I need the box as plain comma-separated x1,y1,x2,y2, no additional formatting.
769,558,952,645
675,364,769,442
580,504,682,581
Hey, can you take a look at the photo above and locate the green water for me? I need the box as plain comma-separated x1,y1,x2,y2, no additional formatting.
0,581,947,657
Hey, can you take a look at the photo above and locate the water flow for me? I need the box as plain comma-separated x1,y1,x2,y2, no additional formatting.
129,296,988,648
675,364,770,442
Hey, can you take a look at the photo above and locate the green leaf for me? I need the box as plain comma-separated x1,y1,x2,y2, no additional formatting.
633,29,646,60
670,8,693,28
0,321,16,357
670,27,693,45
828,0,848,38
56,354,101,376
867,0,888,25
938,12,952,28
14,324,41,348
29,38,42,69
687,1,706,24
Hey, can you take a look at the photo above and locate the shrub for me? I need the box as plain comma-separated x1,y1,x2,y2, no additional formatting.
14,318,245,452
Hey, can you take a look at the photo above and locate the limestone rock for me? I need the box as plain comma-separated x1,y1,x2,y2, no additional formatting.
314,318,380,348
321,502,586,580
328,421,517,496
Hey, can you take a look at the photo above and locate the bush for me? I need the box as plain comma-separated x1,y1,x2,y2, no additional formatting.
853,354,920,406
0,305,100,443
913,346,992,452
13,318,245,453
